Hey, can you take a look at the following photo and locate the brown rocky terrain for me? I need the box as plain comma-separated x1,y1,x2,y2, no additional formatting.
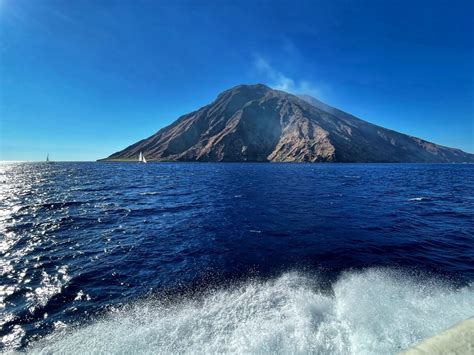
103,84,474,163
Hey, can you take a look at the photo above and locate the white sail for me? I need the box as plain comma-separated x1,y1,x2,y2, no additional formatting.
139,152,143,162
142,154,147,163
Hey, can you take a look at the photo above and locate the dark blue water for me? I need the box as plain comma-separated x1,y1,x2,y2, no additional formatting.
1,162,473,353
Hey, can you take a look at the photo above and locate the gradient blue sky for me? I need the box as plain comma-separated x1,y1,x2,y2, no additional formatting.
1,0,473,161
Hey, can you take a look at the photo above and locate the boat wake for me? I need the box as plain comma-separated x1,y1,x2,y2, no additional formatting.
27,268,474,354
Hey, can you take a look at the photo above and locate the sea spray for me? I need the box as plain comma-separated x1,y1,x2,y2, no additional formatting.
29,268,474,354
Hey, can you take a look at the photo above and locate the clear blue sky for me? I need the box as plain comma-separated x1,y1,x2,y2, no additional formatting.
1,0,473,161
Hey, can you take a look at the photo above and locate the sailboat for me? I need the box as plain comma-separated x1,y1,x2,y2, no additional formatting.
138,151,147,163
46,153,53,164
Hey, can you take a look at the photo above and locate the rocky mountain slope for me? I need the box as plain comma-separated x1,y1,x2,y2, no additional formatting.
103,84,474,163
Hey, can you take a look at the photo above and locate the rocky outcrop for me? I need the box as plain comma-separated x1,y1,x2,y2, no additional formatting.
103,84,474,163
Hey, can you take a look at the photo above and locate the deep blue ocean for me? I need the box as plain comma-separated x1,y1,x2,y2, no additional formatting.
1,162,473,353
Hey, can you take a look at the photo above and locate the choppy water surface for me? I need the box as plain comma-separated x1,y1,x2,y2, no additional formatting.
1,162,473,353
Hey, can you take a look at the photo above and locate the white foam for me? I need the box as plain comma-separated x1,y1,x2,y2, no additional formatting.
29,269,474,354
408,197,430,201
139,192,160,196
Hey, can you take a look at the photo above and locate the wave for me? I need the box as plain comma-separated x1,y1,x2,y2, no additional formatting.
27,269,473,354
408,197,432,202
17,200,88,213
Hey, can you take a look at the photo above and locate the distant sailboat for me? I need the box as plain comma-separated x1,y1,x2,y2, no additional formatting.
138,151,147,163
46,153,53,164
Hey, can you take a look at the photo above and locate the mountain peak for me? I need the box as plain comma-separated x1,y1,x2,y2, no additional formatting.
232,83,272,91
216,83,273,100
103,84,474,163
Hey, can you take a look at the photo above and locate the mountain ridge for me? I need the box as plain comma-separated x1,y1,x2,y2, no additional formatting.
102,84,474,163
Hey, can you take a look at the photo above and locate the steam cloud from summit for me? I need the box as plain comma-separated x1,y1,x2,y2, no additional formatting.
253,55,322,97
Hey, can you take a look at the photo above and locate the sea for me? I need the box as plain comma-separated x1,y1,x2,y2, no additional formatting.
1,162,473,354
